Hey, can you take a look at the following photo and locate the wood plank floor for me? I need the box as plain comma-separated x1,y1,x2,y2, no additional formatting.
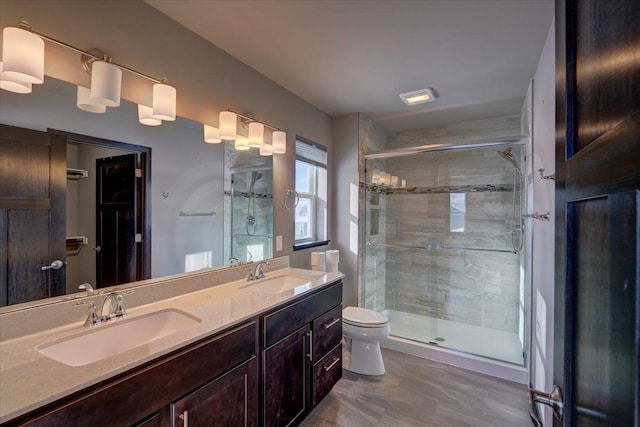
302,348,531,427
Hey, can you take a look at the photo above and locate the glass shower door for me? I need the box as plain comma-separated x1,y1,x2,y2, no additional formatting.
362,143,527,365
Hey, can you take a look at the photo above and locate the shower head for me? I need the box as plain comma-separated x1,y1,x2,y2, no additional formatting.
251,171,263,184
498,147,521,173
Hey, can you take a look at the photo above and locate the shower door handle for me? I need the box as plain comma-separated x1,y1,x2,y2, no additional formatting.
528,385,563,426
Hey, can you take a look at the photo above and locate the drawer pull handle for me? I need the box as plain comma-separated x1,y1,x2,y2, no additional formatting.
324,357,341,372
179,410,189,427
323,318,341,329
307,331,313,360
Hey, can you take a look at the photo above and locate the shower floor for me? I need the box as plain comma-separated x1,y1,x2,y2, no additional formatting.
382,309,524,365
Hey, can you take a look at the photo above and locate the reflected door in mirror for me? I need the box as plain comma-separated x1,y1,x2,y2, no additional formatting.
0,125,66,306
96,153,141,288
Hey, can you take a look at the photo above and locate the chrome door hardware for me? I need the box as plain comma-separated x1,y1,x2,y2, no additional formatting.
538,168,555,180
529,385,563,426
523,211,551,221
41,260,64,271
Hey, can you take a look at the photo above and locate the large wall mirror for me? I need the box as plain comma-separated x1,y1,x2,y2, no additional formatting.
0,77,273,309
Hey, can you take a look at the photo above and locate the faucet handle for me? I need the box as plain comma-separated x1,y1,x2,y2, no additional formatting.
75,300,100,326
114,294,127,317
114,290,133,318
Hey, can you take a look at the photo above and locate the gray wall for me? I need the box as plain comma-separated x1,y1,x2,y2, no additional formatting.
331,114,359,307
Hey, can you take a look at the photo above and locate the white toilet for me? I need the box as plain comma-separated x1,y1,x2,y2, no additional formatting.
342,306,390,376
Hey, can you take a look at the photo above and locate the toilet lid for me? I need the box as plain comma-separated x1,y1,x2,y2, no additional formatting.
343,306,388,326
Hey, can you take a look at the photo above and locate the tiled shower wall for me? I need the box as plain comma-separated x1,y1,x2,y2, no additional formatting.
360,115,525,334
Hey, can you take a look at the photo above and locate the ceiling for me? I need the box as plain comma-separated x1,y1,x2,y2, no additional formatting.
145,0,554,134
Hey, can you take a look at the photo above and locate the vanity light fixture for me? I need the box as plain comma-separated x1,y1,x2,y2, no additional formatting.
1,26,44,84
399,87,437,106
77,86,106,113
219,107,286,154
152,81,176,121
259,142,273,156
90,60,122,107
219,110,237,140
235,136,250,151
138,104,162,126
272,131,286,154
0,62,33,94
203,124,222,143
1,21,176,126
248,122,264,148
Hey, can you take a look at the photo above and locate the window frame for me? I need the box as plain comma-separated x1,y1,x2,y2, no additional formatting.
293,137,330,250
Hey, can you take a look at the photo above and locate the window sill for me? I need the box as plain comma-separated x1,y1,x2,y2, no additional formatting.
293,240,331,251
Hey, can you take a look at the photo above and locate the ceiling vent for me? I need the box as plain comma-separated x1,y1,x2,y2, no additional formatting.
399,87,437,106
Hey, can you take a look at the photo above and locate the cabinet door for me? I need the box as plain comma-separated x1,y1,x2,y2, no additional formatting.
171,357,258,427
262,324,310,427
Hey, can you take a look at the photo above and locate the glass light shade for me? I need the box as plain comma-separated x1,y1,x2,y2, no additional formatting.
90,61,122,107
272,131,286,154
248,122,264,148
235,136,250,151
391,176,399,187
152,83,176,121
219,111,237,140
2,27,44,84
138,104,162,126
0,62,32,94
203,124,222,143
371,169,380,184
77,86,106,113
260,143,273,156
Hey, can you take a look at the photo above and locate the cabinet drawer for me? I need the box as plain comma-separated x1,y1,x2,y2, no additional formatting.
312,305,342,362
263,281,342,348
312,344,342,407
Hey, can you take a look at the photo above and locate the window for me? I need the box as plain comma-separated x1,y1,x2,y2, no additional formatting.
294,138,328,248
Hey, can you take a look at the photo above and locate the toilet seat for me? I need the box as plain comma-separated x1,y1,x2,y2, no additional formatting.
343,306,388,327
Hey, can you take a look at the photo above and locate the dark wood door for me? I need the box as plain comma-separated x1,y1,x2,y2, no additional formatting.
171,358,258,427
552,1,640,426
96,153,138,288
0,124,66,306
263,325,310,427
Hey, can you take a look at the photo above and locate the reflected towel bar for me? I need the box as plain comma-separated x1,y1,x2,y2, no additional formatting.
178,211,216,217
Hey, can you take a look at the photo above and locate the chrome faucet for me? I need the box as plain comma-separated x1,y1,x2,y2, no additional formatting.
247,261,269,281
229,257,241,266
78,283,97,296
75,290,132,326
101,292,119,320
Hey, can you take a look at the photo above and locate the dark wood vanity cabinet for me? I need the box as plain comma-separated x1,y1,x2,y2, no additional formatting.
261,280,343,426
170,357,258,427
262,325,311,427
5,281,343,427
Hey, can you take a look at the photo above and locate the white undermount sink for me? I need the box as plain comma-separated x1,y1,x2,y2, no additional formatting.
239,274,313,295
36,309,201,367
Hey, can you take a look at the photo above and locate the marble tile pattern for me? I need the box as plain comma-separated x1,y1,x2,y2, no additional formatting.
301,348,531,427
359,115,525,334
358,115,388,310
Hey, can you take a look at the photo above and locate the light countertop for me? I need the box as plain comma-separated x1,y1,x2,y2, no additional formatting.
0,267,344,423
